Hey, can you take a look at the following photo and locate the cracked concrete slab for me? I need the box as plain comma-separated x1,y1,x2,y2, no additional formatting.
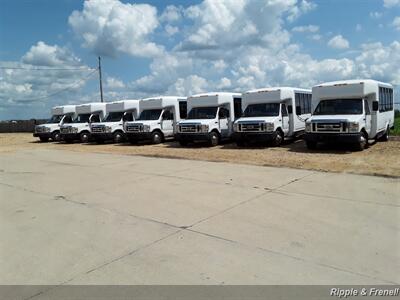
0,148,398,286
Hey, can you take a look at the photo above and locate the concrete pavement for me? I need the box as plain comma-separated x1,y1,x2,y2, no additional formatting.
0,148,399,286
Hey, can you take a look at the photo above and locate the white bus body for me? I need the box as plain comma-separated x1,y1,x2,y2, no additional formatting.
233,87,311,146
175,92,242,146
305,79,395,150
90,99,140,143
33,105,76,142
60,102,107,143
124,96,187,144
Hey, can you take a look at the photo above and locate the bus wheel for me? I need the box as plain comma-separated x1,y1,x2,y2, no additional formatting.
113,131,124,143
209,131,219,147
151,131,163,144
355,131,368,151
271,130,283,147
51,131,60,142
380,126,390,142
80,132,90,143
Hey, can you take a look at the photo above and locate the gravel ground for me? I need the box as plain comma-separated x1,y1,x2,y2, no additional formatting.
1,133,400,177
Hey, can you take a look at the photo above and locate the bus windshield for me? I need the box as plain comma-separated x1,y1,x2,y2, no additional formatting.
187,107,218,119
46,115,63,124
104,111,124,122
314,99,363,115
138,109,162,120
73,113,91,123
243,103,280,117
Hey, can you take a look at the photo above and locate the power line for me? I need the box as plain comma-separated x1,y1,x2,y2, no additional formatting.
11,69,98,102
0,66,95,71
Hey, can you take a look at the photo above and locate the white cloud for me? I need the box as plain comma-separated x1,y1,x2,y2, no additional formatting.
0,42,94,113
356,24,362,32
22,41,81,66
217,77,232,89
167,75,208,96
287,0,317,22
369,11,383,19
392,16,400,31
292,25,319,33
160,5,182,23
165,24,179,36
105,77,125,89
383,0,400,8
327,35,350,49
68,0,163,58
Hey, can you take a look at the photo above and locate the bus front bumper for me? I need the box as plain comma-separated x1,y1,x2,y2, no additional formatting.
233,132,277,142
175,133,211,142
33,132,52,139
304,133,363,143
125,132,153,141
60,133,80,141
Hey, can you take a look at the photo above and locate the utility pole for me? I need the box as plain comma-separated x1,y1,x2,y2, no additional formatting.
98,56,104,103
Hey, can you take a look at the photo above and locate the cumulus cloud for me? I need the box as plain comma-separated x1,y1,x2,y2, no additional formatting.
22,41,81,66
165,24,179,36
105,77,125,89
292,25,319,33
327,35,350,49
392,16,400,31
369,11,383,19
160,5,183,23
0,42,94,114
68,0,163,57
383,0,400,7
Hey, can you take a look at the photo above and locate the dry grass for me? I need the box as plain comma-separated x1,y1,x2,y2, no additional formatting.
1,133,400,177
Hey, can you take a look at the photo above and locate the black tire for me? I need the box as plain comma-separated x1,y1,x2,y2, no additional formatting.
113,131,125,143
51,131,60,142
208,131,220,147
151,131,163,144
271,130,283,147
179,140,188,146
306,141,317,149
39,137,49,142
80,131,90,143
355,131,368,151
380,126,390,142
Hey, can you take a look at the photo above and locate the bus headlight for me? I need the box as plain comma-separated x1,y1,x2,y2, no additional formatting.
105,126,112,133
265,122,274,132
200,125,209,133
72,127,78,133
43,127,51,133
305,123,312,132
233,123,239,132
143,125,150,132
348,122,359,132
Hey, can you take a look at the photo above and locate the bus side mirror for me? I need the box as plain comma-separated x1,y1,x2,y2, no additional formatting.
372,101,379,111
287,105,293,114
296,106,301,115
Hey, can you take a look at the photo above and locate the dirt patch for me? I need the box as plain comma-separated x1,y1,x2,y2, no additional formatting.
1,133,400,177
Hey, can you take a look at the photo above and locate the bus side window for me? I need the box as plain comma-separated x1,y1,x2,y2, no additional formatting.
364,99,370,115
281,104,288,117
179,101,187,119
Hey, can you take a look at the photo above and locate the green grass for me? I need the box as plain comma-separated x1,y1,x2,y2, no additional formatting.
393,116,400,136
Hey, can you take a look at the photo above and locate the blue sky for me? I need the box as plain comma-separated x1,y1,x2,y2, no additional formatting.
0,0,399,120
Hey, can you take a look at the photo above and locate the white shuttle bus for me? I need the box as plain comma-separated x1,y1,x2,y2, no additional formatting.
305,79,395,150
34,105,76,142
60,102,107,143
175,92,242,146
90,99,140,143
233,87,311,146
124,96,187,144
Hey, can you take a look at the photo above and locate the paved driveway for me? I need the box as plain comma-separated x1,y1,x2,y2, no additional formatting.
0,149,399,286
